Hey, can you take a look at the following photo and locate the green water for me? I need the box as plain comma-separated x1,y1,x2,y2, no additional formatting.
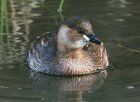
0,0,140,102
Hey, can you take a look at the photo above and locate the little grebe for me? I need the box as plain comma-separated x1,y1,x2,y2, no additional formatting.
27,16,109,75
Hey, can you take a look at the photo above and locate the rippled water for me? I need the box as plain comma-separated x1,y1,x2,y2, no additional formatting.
0,0,140,102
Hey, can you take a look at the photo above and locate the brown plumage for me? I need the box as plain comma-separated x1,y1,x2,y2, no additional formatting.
27,16,109,75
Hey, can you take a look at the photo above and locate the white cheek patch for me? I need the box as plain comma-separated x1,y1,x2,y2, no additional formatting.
83,35,90,42
58,25,70,43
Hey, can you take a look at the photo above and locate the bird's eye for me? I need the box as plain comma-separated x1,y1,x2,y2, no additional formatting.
77,28,85,34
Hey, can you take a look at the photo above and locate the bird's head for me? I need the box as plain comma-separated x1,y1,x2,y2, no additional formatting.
57,16,102,52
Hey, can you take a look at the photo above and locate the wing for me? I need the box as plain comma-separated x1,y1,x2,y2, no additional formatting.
27,32,57,72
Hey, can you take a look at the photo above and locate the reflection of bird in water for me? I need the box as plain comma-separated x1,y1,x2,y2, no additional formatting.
27,16,109,75
31,70,107,102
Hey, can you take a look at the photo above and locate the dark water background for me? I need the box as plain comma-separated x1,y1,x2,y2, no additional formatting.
0,0,140,102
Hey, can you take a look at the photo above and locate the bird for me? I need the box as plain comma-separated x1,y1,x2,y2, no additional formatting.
27,16,109,75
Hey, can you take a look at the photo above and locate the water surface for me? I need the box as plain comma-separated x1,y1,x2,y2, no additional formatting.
0,0,140,102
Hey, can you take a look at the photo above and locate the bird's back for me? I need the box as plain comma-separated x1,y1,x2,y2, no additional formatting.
27,32,57,72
